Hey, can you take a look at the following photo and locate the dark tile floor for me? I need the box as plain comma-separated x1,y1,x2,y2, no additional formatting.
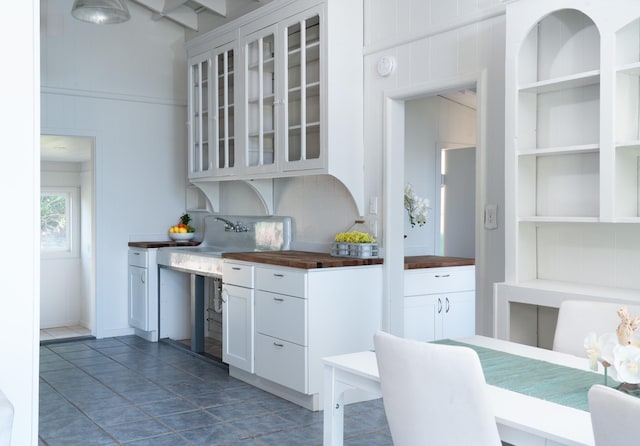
39,336,392,445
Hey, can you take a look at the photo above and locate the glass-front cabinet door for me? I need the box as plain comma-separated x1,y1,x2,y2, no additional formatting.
188,52,212,178
213,43,237,175
243,26,278,173
284,13,322,171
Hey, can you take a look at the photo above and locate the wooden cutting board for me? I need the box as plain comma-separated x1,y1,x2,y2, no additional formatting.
221,250,383,269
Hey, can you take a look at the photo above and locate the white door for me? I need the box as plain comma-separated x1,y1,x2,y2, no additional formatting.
222,283,254,372
440,291,476,339
441,147,475,258
128,265,148,331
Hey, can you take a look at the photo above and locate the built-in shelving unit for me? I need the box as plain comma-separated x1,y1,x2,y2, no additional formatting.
498,0,640,347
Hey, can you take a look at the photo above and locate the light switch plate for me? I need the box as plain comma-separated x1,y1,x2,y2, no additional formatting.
484,204,498,229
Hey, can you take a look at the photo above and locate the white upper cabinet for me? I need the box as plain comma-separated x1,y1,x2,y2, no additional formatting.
188,52,213,178
188,38,238,179
242,24,278,174
185,0,365,213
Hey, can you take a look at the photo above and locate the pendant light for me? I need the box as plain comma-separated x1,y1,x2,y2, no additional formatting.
71,0,131,24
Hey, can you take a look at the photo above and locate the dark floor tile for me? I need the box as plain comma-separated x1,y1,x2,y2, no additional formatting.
275,407,324,427
179,422,250,446
123,432,193,445
254,423,324,446
228,413,296,437
188,390,242,409
158,409,220,432
84,403,150,427
43,427,118,446
39,412,98,440
104,418,171,443
344,430,393,446
205,401,269,422
138,397,198,417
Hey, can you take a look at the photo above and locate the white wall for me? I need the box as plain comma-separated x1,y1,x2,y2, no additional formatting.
363,0,506,336
41,0,189,338
1,1,40,444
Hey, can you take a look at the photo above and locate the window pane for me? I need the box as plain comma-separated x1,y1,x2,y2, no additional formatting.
41,192,70,251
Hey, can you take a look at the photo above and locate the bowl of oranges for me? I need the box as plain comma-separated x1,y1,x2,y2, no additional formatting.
169,213,196,241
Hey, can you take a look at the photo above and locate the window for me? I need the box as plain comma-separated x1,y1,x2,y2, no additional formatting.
41,187,80,257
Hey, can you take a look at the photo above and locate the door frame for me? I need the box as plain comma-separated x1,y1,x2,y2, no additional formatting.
382,71,488,336
41,128,97,336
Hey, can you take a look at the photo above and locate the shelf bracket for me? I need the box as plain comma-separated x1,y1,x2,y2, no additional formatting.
243,178,274,215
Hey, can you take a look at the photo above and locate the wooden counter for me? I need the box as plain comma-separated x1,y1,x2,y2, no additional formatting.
128,241,200,249
404,255,475,270
222,250,383,269
222,251,473,270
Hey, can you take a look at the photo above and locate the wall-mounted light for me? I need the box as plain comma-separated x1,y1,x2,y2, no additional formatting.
71,0,131,24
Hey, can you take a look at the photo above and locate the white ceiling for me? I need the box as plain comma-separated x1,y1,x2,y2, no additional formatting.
41,135,93,162
130,0,271,33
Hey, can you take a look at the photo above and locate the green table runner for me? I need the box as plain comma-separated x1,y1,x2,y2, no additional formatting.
437,340,617,412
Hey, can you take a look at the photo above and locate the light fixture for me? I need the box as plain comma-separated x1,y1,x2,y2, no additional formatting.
71,0,131,25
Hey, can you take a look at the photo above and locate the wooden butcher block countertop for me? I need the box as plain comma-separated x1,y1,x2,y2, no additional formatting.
222,250,384,269
404,255,475,270
128,241,200,248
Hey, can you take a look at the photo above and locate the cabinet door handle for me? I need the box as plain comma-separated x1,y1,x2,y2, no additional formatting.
273,273,284,278
221,289,228,304
140,273,145,284
273,342,284,348
273,297,284,302
437,298,442,314
133,252,140,256
445,297,450,313
435,274,450,278
232,267,241,270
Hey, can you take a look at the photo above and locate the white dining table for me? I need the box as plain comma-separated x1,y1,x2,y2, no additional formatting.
322,335,597,446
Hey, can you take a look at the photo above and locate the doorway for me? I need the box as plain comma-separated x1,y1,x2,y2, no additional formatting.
383,77,485,336
40,134,95,342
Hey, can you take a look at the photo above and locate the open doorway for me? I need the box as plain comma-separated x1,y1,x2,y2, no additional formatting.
40,134,95,342
403,90,477,258
383,79,484,336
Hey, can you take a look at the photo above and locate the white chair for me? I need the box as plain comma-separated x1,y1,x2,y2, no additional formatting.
588,384,640,445
0,389,13,446
553,300,640,357
373,331,501,446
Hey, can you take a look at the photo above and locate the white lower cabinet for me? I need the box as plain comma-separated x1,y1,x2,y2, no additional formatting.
222,262,255,373
127,247,158,341
404,266,475,342
223,259,382,410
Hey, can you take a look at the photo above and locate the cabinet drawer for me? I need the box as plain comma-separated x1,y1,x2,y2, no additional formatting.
128,249,148,268
255,333,307,393
255,267,305,297
404,267,475,296
255,290,306,345
223,262,254,288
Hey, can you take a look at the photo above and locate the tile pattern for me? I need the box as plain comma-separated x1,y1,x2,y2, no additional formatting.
39,336,392,445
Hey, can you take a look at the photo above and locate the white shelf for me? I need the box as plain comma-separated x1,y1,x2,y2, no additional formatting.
518,143,599,157
616,61,640,75
518,70,600,94
517,216,599,223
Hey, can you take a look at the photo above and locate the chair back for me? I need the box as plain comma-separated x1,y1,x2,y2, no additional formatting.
553,300,640,357
0,389,13,446
588,384,640,446
373,331,501,446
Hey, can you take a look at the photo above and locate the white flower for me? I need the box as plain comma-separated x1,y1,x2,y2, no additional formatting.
584,332,617,371
404,183,431,228
613,344,640,384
